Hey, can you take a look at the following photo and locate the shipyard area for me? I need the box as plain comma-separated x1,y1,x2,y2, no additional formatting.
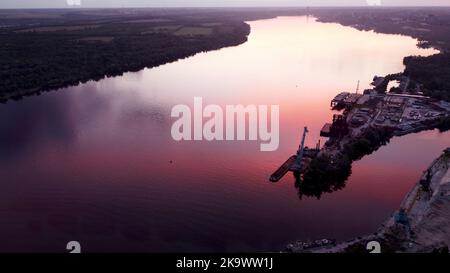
278,74,450,252
272,74,450,184
319,75,450,161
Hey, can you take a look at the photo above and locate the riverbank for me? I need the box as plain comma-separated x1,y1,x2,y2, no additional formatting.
0,9,254,102
312,7,450,102
288,69,450,247
294,78,450,199
1,8,313,103
3,8,450,104
288,147,450,253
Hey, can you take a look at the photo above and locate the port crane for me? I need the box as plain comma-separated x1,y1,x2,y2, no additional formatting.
291,127,309,173
269,126,311,182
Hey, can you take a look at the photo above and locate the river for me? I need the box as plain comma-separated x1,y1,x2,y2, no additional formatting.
0,16,449,252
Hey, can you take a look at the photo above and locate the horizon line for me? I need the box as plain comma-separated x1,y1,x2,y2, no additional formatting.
2,5,450,10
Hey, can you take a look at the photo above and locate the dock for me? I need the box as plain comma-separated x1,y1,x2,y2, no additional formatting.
270,127,319,182
331,92,362,109
270,155,297,182
269,155,314,182
320,123,332,137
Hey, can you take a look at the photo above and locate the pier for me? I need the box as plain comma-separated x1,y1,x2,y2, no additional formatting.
270,127,319,182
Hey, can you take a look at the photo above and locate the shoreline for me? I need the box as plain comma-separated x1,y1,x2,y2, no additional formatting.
287,71,450,251
294,76,450,199
288,147,450,253
3,8,450,104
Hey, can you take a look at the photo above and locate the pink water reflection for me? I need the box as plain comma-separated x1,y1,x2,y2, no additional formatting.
0,16,448,252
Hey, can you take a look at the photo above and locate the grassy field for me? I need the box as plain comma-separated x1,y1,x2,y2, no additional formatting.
15,24,100,32
174,27,213,36
125,18,173,23
141,25,181,34
76,36,114,42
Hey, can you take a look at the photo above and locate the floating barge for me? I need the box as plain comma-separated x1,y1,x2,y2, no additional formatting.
320,123,332,138
270,155,297,182
270,127,319,182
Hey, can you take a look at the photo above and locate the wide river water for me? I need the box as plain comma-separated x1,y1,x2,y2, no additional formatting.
1,16,449,252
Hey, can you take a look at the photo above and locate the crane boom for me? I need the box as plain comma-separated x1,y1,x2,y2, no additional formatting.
291,127,309,172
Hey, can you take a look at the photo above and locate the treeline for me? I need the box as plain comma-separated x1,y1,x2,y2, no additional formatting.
404,54,450,102
313,8,450,102
0,17,250,102
298,153,351,199
437,115,450,132
342,127,393,161
298,127,393,199
374,73,403,93
299,115,448,199
0,7,321,102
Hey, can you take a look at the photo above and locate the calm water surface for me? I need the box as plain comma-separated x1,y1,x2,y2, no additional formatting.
0,17,449,252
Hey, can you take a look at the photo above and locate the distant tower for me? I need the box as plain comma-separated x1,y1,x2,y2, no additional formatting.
306,0,310,22
306,6,310,23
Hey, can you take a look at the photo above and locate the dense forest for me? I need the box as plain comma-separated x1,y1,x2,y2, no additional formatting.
297,127,393,199
297,153,351,199
404,54,450,101
0,8,307,102
0,10,253,102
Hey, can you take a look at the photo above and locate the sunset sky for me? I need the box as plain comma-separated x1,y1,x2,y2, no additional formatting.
1,0,450,9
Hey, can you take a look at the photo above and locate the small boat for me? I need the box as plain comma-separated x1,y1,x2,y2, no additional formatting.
270,155,297,182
